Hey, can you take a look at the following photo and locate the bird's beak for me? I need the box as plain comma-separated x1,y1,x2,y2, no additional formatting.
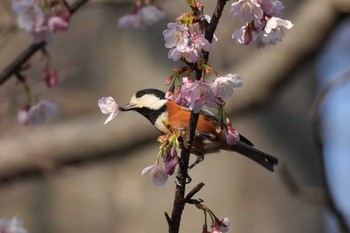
120,103,135,111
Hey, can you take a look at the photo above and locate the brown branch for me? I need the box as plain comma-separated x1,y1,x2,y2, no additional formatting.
185,182,205,202
0,0,90,87
168,1,227,232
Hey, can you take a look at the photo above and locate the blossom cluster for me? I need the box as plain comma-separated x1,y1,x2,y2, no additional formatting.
163,14,212,63
118,4,165,29
169,74,242,113
0,217,27,233
12,0,70,44
142,133,180,186
230,0,293,48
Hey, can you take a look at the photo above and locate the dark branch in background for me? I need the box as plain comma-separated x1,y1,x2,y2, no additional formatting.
309,69,350,233
0,0,90,87
168,1,227,232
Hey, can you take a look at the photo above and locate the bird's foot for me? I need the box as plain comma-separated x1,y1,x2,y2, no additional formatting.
173,172,192,186
188,154,204,170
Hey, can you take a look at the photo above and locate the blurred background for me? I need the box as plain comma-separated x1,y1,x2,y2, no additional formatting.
0,0,349,232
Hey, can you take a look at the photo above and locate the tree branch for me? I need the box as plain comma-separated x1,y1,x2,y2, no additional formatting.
168,1,227,232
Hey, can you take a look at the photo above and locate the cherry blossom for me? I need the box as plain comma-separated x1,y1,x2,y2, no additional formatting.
163,147,179,175
229,0,263,27
211,74,242,99
0,217,27,233
226,120,240,145
260,17,293,44
139,5,165,27
17,99,57,126
142,163,168,186
163,21,211,63
98,96,120,125
12,0,70,43
48,16,69,32
230,0,293,48
180,80,218,113
260,0,284,17
118,5,164,29
219,218,230,233
118,13,141,28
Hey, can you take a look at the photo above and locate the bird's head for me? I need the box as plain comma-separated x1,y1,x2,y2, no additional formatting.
121,89,168,127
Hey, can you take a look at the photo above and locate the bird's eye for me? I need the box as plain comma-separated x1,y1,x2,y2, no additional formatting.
136,91,145,98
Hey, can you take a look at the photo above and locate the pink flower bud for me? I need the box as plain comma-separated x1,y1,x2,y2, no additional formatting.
48,16,69,32
226,120,240,145
165,91,174,100
165,76,173,85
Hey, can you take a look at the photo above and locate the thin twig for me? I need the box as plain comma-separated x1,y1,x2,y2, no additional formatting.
185,182,205,202
0,0,90,87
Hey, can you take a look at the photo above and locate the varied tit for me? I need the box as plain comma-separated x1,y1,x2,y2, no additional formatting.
121,88,278,171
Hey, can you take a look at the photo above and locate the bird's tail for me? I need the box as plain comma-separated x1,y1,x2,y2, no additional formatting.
231,141,278,172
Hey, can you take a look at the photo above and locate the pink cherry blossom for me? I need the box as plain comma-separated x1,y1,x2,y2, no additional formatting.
226,121,240,145
261,16,293,44
98,96,120,125
118,5,164,29
163,147,179,175
165,91,174,100
211,74,242,99
229,0,263,27
180,80,218,113
0,217,27,233
232,25,253,45
142,163,168,186
12,0,44,32
12,0,70,43
210,226,222,233
18,99,57,126
163,22,189,50
48,16,69,32
230,0,292,48
139,5,165,27
118,13,141,28
163,21,211,63
219,218,230,233
260,0,284,17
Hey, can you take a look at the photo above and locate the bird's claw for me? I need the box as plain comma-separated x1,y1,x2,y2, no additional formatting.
174,172,192,186
188,154,204,170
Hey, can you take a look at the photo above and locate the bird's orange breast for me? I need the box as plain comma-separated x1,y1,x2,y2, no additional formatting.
166,101,217,133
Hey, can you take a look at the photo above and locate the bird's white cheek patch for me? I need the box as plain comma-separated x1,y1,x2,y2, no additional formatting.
154,112,171,134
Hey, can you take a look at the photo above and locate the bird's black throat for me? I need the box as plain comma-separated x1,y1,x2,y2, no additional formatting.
135,105,167,125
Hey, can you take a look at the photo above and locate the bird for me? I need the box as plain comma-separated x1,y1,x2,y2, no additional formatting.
121,88,278,172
